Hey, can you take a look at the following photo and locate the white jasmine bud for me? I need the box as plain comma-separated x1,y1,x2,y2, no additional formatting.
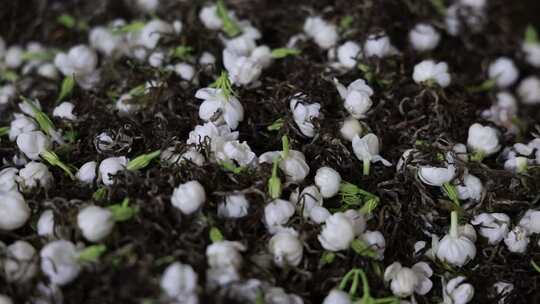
174,63,195,81
171,180,206,215
54,45,99,89
226,55,262,86
196,88,244,130
409,23,440,52
76,161,97,184
471,213,510,244
384,262,433,297
340,117,363,141
436,212,476,267
364,33,398,58
115,93,141,116
269,230,303,267
264,199,295,232
467,123,500,157
218,194,249,218
360,230,386,260
206,241,246,269
199,52,216,65
418,153,456,186
98,156,128,185
52,102,76,121
455,174,483,201
135,0,159,13
37,63,59,80
40,240,81,285
217,140,256,167
315,167,341,198
482,92,518,132
322,289,351,304
0,191,30,230
16,131,51,160
0,168,19,192
336,41,361,69
250,45,272,69
488,57,519,88
504,226,529,253
298,185,323,218
523,42,540,68
17,161,54,190
89,26,124,57
318,212,355,251
413,60,451,87
3,241,37,282
517,76,540,105
518,209,540,234
290,95,321,138
0,85,16,106
334,78,374,119
77,205,115,242
199,5,223,30
352,133,391,175
160,262,198,299
134,20,173,50
37,209,55,237
186,122,239,154
309,206,331,224
148,51,165,68
5,46,23,68
343,209,367,236
442,276,474,304
259,150,310,183
303,16,338,49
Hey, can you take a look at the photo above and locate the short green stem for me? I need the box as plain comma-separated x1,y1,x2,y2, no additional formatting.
363,159,370,176
450,211,459,239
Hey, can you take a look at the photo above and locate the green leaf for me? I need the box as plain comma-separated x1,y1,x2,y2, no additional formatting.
56,75,75,103
442,182,460,207
113,21,146,34
0,127,9,137
339,15,354,30
525,25,539,44
466,78,496,93
20,51,55,62
210,71,236,99
108,198,138,222
268,156,282,199
271,48,301,59
57,14,76,28
531,259,540,273
209,227,224,243
128,84,147,97
255,289,265,304
170,46,193,60
40,150,75,180
0,69,18,82
267,118,284,131
429,0,447,16
320,251,335,265
281,135,290,158
92,187,108,201
20,96,57,137
221,161,244,174
351,239,378,259
127,150,161,171
78,244,107,263
216,0,241,37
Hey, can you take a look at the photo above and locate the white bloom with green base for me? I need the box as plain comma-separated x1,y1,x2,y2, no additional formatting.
196,88,244,130
334,78,373,119
259,150,310,183
383,261,433,297
436,211,476,267
352,133,391,175
413,60,451,87
268,230,303,267
290,95,320,138
467,123,500,160
360,230,386,260
318,212,355,251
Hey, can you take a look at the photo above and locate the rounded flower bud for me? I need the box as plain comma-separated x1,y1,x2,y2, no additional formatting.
0,191,30,230
37,209,55,237
98,156,128,185
340,117,362,142
504,226,529,253
443,276,474,304
518,209,540,234
206,241,246,269
471,213,510,244
199,6,222,30
318,212,355,251
467,123,500,156
360,230,386,260
53,102,76,121
171,180,206,215
413,60,451,87
517,76,540,105
303,16,338,49
218,194,249,219
488,57,519,88
336,41,361,69
268,230,303,267
16,131,51,160
315,167,342,198
9,114,37,141
364,33,397,58
264,199,295,232
290,96,321,138
18,161,54,190
160,262,198,298
322,289,351,304
0,167,18,192
409,23,440,52
40,240,81,285
383,262,433,297
77,205,115,242
3,241,38,282
455,174,483,202
76,161,97,184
